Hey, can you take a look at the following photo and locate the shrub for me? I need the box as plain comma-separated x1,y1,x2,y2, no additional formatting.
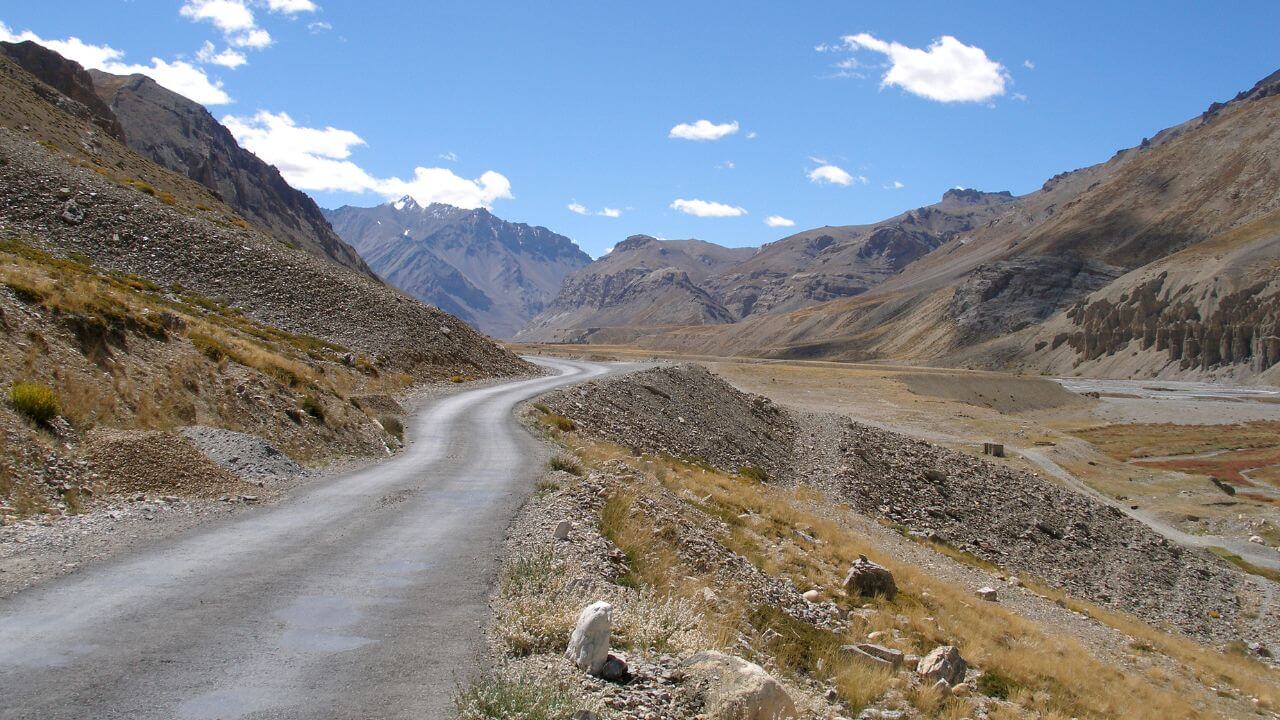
976,668,1021,700
738,465,769,482
301,394,325,421
545,413,575,432
127,179,157,196
10,382,60,424
189,332,227,362
379,415,404,441
548,454,583,476
450,374,466,383
454,672,593,720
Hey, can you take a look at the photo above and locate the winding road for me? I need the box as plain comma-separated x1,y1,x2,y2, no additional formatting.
0,357,618,720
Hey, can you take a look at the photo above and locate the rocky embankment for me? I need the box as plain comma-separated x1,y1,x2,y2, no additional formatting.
1057,273,1280,373
540,364,1269,647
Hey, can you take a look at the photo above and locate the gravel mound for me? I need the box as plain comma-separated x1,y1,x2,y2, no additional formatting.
542,364,797,481
540,365,1253,645
84,429,251,498
181,426,304,483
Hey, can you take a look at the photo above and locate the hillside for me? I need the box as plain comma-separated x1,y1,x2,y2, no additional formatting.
516,234,752,342
0,47,528,520
326,199,590,338
547,67,1280,382
81,64,374,279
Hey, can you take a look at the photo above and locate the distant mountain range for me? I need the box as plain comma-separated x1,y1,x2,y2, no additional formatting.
520,67,1280,382
326,199,590,338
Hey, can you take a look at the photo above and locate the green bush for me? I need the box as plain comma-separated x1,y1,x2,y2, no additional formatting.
380,415,404,441
301,394,325,421
10,382,60,424
548,454,584,476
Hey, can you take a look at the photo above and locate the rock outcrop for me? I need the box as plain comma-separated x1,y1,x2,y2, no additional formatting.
843,555,898,600
0,41,124,141
681,651,796,720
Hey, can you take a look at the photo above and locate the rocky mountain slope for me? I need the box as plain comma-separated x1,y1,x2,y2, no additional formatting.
326,199,590,338
561,68,1280,381
0,47,528,521
517,191,1014,343
516,235,752,342
82,67,374,278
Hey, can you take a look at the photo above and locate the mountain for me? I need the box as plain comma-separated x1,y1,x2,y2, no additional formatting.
0,40,124,141
81,67,374,278
515,235,753,343
517,191,1013,343
599,67,1280,381
325,198,590,338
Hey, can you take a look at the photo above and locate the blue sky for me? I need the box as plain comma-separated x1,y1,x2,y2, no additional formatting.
4,2,1279,257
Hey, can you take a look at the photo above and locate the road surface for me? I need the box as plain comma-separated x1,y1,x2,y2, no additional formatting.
0,357,618,720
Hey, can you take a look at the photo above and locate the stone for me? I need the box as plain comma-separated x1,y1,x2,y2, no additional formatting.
572,712,599,720
843,554,897,600
59,199,84,225
917,645,967,686
932,679,952,696
566,601,613,675
839,643,902,670
802,589,821,602
682,651,796,720
951,683,971,697
904,654,920,671
975,586,998,602
554,520,572,540
854,643,904,668
702,587,719,603
601,653,629,682
1249,535,1265,545
1007,576,1022,587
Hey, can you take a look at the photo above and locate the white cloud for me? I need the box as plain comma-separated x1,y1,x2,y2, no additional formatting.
765,215,795,228
567,202,589,215
1023,59,1035,70
884,180,905,189
567,201,621,218
231,28,272,48
669,119,739,142
223,110,512,209
181,0,257,33
307,21,332,33
716,160,735,170
0,23,232,105
746,131,758,139
196,41,247,68
840,33,1007,103
264,0,318,13
438,151,458,162
670,198,746,218
808,164,856,186
598,207,622,218
1012,92,1028,102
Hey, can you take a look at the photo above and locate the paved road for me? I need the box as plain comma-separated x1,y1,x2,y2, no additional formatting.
0,357,617,720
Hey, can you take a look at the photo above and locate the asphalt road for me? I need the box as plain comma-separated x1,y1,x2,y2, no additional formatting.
0,356,616,720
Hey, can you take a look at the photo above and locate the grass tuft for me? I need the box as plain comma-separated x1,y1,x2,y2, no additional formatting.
548,454,584,476
10,382,60,424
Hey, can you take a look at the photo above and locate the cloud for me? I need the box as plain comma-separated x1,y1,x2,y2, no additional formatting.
884,180,905,189
669,119,739,142
222,110,512,209
808,164,857,186
1023,59,1035,70
307,21,332,33
765,215,795,228
264,0,318,13
0,22,232,105
670,198,746,218
746,131,758,139
196,41,247,68
716,160,735,170
231,28,272,48
1012,92,1027,102
438,151,458,162
839,33,1007,103
180,0,256,33
567,201,621,218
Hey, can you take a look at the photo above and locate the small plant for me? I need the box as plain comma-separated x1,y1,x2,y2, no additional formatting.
544,413,575,432
450,374,466,383
738,465,769,482
454,672,592,720
531,402,551,414
976,668,1021,700
548,454,583,476
301,394,325,421
127,179,157,196
156,191,177,206
10,382,60,424
379,415,404,441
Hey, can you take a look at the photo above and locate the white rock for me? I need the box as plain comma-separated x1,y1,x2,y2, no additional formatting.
682,651,796,720
917,645,967,686
1007,576,1023,587
553,520,572,540
802,589,821,602
565,601,613,675
975,586,998,602
1249,535,1265,545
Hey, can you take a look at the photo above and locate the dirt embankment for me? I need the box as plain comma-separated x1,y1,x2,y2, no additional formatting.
896,371,1090,414
540,365,1271,647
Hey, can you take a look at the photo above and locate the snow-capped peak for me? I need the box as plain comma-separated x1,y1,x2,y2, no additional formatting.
392,195,420,212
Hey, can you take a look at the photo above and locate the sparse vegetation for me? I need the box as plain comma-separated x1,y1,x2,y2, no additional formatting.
301,395,325,421
547,454,583,476
738,464,768,482
454,672,593,720
9,382,60,424
379,416,404,441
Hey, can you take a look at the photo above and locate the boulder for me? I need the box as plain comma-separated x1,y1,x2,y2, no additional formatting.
566,601,613,675
802,589,821,602
843,555,897,600
917,645,967,686
682,651,796,720
554,520,572,540
60,199,84,225
839,643,901,670
975,586,998,602
853,643,904,669
601,653,629,682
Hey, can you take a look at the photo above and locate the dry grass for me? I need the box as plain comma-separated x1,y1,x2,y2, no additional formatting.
1074,421,1280,461
574,440,1279,720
